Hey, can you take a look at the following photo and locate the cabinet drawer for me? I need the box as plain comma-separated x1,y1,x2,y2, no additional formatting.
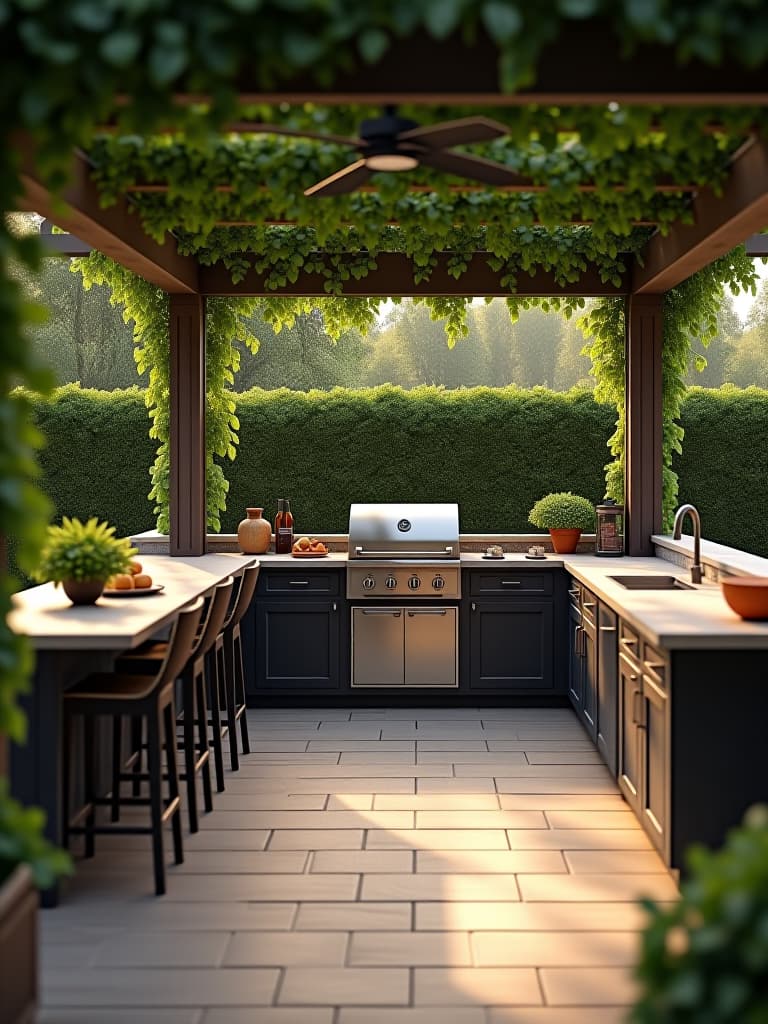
469,572,553,597
581,587,597,627
619,621,642,669
260,571,340,595
643,642,668,690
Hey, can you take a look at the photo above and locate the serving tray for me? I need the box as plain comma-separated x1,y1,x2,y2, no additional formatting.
103,584,165,597
290,551,329,558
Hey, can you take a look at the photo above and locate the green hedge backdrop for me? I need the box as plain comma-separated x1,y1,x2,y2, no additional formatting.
25,383,768,557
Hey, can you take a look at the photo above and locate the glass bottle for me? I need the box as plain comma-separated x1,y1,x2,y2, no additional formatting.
275,498,294,553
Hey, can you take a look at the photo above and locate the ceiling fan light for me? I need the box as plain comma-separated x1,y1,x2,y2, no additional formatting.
365,153,419,172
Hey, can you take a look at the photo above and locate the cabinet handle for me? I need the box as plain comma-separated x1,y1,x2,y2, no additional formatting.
289,580,310,586
600,625,617,632
574,623,583,655
583,600,596,608
501,580,521,586
332,602,337,612
621,636,638,646
472,602,476,612
407,609,447,616
632,689,645,726
644,661,666,670
361,609,402,616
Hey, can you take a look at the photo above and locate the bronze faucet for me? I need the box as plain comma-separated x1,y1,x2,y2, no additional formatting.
672,504,703,584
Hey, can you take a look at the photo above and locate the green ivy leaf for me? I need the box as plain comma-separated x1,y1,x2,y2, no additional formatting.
99,30,142,67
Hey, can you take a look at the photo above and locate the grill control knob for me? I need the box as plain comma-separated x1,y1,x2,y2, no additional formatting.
432,575,446,591
362,576,376,591
385,575,397,589
407,575,421,591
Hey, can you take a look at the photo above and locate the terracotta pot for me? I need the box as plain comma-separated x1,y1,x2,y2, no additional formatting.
62,579,105,605
549,528,582,554
0,865,38,1024
237,507,272,554
721,576,768,620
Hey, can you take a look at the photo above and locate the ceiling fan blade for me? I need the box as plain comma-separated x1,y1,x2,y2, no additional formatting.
227,123,360,146
398,116,509,149
417,149,529,187
304,159,372,197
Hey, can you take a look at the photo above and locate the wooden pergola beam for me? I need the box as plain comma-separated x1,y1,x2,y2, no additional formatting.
158,24,768,106
633,139,768,293
200,254,629,297
17,146,199,294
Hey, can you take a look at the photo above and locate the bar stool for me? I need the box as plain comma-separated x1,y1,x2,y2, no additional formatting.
118,577,235,827
214,563,260,771
62,597,204,896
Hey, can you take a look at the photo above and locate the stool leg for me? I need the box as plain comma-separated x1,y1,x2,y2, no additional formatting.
83,715,96,859
206,655,226,793
146,709,166,896
181,668,199,833
194,663,214,814
234,625,250,755
164,699,183,866
62,708,72,850
220,642,239,772
111,715,122,822
131,716,143,796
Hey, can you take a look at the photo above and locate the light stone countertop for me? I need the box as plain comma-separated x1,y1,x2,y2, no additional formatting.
10,553,258,650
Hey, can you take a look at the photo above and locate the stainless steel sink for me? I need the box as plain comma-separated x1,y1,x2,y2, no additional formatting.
609,575,694,591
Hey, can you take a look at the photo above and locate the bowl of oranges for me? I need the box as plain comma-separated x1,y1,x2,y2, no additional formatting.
104,561,164,596
291,537,329,557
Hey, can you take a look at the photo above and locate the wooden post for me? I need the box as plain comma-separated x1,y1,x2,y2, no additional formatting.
169,294,206,556
625,293,664,555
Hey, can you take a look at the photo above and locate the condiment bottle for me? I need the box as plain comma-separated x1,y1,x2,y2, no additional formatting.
275,498,294,554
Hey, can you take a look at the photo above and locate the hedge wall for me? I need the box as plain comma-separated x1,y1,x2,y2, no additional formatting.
23,383,768,557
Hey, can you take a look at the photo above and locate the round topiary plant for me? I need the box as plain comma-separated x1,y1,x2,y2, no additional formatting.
528,492,596,531
33,516,137,604
632,804,768,1024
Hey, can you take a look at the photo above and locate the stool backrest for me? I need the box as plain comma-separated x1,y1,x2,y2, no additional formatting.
195,576,235,658
156,597,205,687
222,563,260,633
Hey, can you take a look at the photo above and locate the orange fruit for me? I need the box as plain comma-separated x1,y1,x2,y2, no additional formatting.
113,574,134,590
129,560,143,575
133,574,153,589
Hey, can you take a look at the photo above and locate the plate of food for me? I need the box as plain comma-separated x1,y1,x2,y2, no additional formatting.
103,561,165,596
291,537,329,557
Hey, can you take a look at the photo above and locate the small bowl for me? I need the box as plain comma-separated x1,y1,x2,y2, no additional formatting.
721,576,768,620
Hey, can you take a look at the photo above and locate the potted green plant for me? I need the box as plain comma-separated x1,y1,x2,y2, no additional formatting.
528,492,595,554
632,804,768,1023
32,516,137,604
0,782,72,1024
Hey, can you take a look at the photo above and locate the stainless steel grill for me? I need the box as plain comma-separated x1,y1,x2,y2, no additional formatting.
347,503,460,688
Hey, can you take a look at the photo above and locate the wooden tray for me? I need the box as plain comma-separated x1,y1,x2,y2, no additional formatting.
103,584,165,596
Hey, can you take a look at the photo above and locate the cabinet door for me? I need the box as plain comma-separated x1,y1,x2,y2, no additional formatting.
568,600,583,710
469,601,553,691
405,608,457,687
596,604,618,774
255,600,341,690
581,616,598,741
641,671,669,856
618,652,642,813
351,608,404,686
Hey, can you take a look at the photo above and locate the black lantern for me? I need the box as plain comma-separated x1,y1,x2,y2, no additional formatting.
595,498,624,556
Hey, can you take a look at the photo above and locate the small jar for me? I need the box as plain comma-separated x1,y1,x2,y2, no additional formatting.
595,498,624,556
237,507,272,554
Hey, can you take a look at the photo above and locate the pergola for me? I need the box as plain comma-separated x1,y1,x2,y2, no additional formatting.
17,31,768,558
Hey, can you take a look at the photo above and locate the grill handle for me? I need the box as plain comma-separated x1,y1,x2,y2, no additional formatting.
353,546,455,558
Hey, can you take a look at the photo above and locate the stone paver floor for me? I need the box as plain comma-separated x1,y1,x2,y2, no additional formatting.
39,708,678,1024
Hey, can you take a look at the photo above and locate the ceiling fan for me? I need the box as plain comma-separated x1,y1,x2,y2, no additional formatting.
250,107,528,196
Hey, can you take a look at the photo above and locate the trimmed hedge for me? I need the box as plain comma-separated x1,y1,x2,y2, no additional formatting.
22,383,768,558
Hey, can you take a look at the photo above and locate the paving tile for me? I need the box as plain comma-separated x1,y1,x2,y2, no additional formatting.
414,967,541,1006
488,1010,627,1024
178,829,270,850
374,794,500,810
417,752,528,764
279,968,409,1006
416,740,489,751
316,726,384,738
416,850,567,874
340,751,418,763
90,931,230,967
238,764,453,778
200,810,413,830
204,1011,332,1024
525,751,603,764
161,873,360,902
45,901,296,932
415,901,652,932
564,850,668,873
499,795,626,811
349,931,472,966
234,753,341,763
506,829,652,851
338,1010,485,1024
177,851,308,874
41,943,100,969
361,874,520,902
382,727,486,740
539,967,636,1005
212,795,327,811
223,931,348,966
471,930,639,966
487,741,595,751
235,741,309,752
545,810,641,829
455,764,610,778
40,1013,201,1024
416,778,497,794
308,740,415,751
495,779,619,794
311,850,413,873
294,902,412,931
327,794,374,810
518,873,679,902
415,810,547,829
42,968,279,1006
366,829,510,850
284,779,416,794
270,830,365,850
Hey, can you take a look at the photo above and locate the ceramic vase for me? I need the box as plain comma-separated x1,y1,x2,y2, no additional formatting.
548,528,582,554
62,579,105,604
237,507,272,554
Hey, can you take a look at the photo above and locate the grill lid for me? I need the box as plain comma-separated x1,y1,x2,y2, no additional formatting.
348,503,459,560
